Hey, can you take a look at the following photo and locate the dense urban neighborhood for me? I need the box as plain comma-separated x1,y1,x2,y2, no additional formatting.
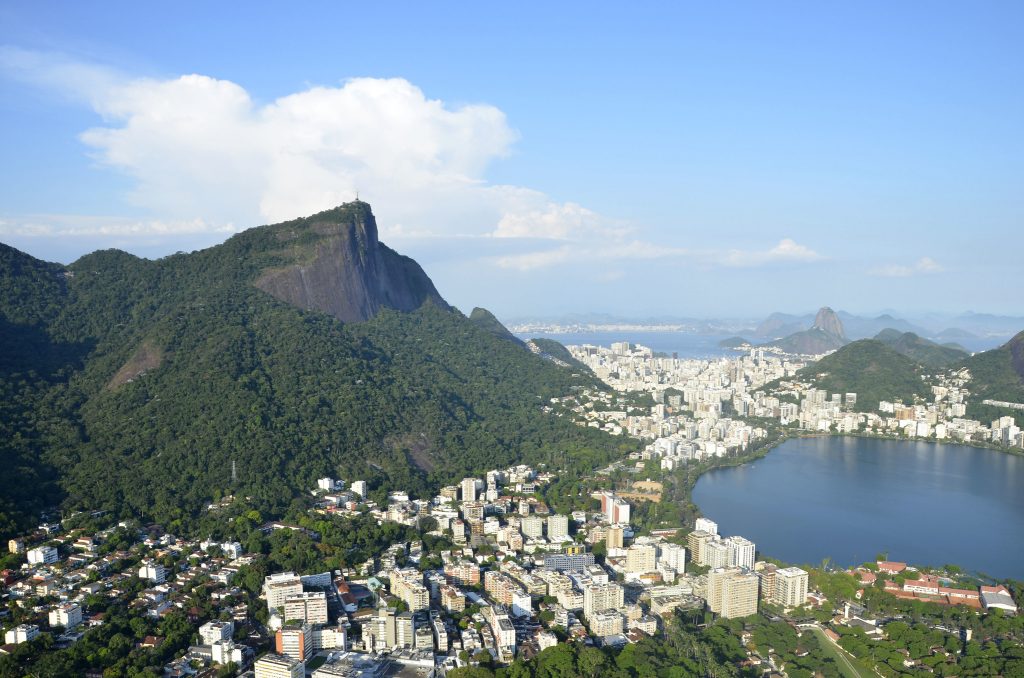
2,340,1022,678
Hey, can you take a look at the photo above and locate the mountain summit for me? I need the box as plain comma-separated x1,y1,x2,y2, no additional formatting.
812,306,846,339
763,305,849,354
0,204,619,536
253,201,448,322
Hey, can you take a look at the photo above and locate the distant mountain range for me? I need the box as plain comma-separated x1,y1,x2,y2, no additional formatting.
508,310,1023,352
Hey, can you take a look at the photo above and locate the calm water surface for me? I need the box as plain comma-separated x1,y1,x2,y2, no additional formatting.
692,437,1024,579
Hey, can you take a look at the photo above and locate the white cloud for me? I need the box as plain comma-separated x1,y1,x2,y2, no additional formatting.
0,215,238,238
492,200,626,240
1,49,829,279
495,237,822,271
870,257,944,278
495,240,690,271
721,238,823,267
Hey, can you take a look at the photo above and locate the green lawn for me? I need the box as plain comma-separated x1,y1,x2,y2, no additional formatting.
808,626,877,678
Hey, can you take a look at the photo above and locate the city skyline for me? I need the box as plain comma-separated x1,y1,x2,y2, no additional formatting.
1,2,1022,318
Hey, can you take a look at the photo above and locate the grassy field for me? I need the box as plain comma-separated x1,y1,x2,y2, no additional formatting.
808,625,877,678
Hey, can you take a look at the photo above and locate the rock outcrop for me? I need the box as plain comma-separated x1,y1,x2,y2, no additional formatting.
812,306,846,340
254,201,448,323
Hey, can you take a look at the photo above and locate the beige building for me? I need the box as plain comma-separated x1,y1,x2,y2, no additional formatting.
583,582,624,618
625,544,657,574
284,591,328,625
590,610,625,636
605,526,624,549
687,530,715,565
708,567,758,618
264,572,304,613
255,653,304,678
773,567,809,608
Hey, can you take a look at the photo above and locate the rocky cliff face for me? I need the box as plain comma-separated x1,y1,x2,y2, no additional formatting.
812,306,846,340
765,305,849,354
254,202,449,322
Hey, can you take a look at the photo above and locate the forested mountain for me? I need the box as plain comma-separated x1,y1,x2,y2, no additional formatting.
0,203,629,538
961,330,1024,420
873,329,969,368
794,340,929,412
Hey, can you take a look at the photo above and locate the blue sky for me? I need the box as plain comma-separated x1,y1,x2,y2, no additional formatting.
1,2,1021,319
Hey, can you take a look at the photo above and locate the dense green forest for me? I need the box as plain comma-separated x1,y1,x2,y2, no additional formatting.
873,329,968,369
0,204,632,539
794,340,929,411
961,330,1024,421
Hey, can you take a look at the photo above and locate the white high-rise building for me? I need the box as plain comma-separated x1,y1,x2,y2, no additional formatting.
695,517,718,535
607,498,631,525
547,514,569,541
461,477,481,502
276,623,313,662
211,639,244,666
725,536,755,570
284,592,329,625
521,515,544,539
658,543,686,573
350,480,367,498
264,572,304,613
703,539,730,569
773,567,809,608
583,582,624,618
317,477,335,491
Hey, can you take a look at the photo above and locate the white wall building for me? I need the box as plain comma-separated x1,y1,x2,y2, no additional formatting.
48,603,83,630
27,545,58,565
773,567,809,608
4,624,40,645
264,572,304,613
199,620,235,646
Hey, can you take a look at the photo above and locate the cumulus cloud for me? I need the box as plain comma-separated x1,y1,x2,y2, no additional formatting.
870,257,944,277
1,48,829,278
3,48,617,248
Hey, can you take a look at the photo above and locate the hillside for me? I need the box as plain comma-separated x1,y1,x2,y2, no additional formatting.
795,339,928,412
873,329,969,368
718,336,751,349
765,307,848,354
0,203,630,538
469,307,524,345
961,330,1024,420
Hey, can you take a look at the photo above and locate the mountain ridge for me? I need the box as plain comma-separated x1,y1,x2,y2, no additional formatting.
0,203,626,538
